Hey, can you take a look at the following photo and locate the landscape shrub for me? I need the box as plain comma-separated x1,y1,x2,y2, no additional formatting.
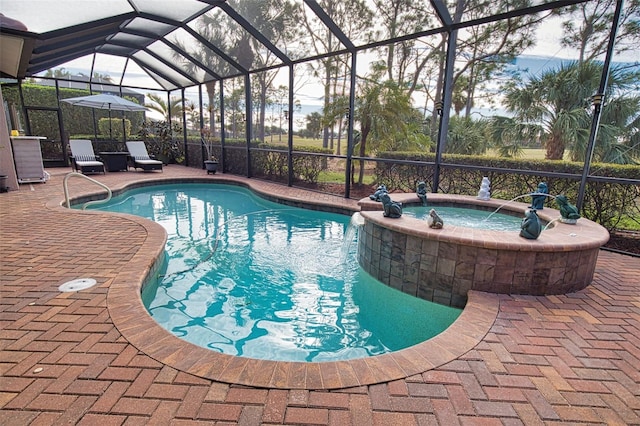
98,118,131,140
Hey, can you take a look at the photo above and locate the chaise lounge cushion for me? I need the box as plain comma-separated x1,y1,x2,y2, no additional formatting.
69,139,105,174
126,141,163,172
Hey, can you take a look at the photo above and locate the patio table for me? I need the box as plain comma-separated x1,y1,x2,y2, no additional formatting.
99,152,129,172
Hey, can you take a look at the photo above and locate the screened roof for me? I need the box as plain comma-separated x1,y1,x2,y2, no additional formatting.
0,0,589,91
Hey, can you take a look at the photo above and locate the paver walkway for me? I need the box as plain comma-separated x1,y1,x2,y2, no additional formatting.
1,166,638,425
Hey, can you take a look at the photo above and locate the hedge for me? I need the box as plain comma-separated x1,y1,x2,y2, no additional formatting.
2,83,145,141
374,151,640,231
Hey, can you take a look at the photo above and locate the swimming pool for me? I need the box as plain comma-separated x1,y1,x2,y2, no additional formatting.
92,183,461,362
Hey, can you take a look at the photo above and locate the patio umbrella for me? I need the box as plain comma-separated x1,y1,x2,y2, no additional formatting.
61,93,147,139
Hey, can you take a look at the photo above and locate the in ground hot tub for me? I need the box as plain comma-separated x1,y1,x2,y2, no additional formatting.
358,193,610,308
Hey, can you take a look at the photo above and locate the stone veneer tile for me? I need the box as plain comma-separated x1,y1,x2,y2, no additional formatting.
417,286,434,302
493,265,515,285
535,251,556,265
476,248,498,265
492,281,512,294
548,252,568,268
369,264,380,280
391,246,404,262
496,251,517,266
512,271,535,294
402,281,418,296
453,278,472,296
389,274,403,291
377,268,390,284
575,263,591,283
531,269,550,293
563,266,578,284
438,242,458,260
380,240,392,258
434,273,453,290
361,249,371,265
548,267,566,287
579,250,598,270
458,245,478,263
436,258,456,277
404,262,418,278
422,240,439,256
420,255,437,273
404,249,421,266
516,253,537,271
417,267,433,285
392,233,407,250
473,263,495,284
406,235,422,252
370,222,380,237
371,238,381,257
454,261,475,280
433,290,452,306
380,227,393,242
451,293,468,308
390,259,404,278
379,256,391,274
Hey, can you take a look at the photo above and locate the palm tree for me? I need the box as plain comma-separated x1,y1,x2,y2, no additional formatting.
145,93,183,122
175,13,229,137
487,116,535,158
447,116,490,156
574,93,640,164
44,68,72,78
353,70,430,184
501,61,640,162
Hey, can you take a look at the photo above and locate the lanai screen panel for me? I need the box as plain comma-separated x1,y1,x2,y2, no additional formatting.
358,1,442,46
168,27,241,79
0,0,132,33
146,39,215,85
191,7,285,72
128,0,211,22
451,0,555,23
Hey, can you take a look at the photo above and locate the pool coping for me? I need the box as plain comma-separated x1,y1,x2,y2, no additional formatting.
58,176,500,390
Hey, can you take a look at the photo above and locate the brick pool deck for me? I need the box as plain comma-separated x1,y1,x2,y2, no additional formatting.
1,166,638,425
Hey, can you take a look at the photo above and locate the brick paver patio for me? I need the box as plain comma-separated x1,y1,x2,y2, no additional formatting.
1,166,638,425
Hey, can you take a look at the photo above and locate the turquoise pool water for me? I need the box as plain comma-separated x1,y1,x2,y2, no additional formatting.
403,205,524,231
91,183,461,362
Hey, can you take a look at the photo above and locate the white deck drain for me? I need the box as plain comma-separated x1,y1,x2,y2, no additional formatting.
58,278,97,292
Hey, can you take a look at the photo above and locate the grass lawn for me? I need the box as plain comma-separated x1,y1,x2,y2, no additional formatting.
514,149,547,160
289,139,567,162
485,148,573,161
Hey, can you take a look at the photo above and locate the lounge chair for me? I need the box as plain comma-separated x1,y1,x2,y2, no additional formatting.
126,141,163,172
69,139,105,174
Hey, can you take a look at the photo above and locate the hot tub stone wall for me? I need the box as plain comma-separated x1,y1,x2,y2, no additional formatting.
357,219,601,309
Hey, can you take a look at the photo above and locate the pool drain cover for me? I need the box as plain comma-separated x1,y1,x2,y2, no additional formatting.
58,278,97,292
